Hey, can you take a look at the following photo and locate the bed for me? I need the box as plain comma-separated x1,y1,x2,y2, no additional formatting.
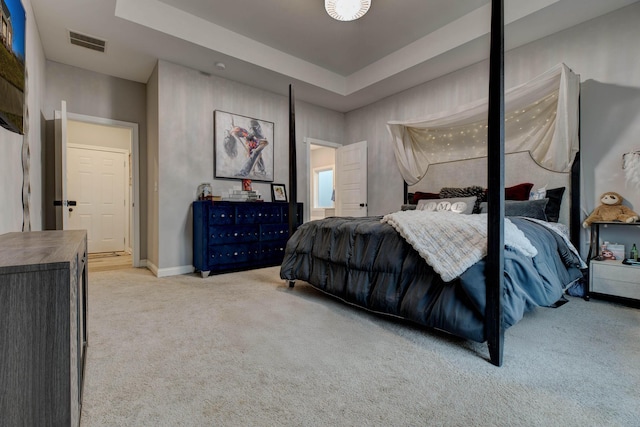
280,208,585,344
281,4,583,366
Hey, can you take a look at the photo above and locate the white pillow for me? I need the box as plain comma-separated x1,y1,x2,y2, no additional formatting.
417,196,476,215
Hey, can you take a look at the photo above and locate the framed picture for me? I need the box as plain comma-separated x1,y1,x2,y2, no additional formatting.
0,0,26,135
271,183,287,202
214,110,274,182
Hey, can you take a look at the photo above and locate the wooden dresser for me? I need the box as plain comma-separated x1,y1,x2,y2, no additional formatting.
193,201,303,277
0,230,88,426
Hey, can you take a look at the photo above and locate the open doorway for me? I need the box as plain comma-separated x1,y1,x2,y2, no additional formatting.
55,106,141,268
310,145,336,220
305,138,340,221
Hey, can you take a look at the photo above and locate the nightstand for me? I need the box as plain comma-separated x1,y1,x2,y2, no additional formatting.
588,221,640,302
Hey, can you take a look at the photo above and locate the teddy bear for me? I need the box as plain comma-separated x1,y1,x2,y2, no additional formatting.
582,191,640,228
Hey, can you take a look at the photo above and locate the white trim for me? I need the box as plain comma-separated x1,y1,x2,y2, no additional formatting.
66,113,141,269
304,137,341,222
67,143,128,155
156,265,195,278
305,137,342,149
146,260,159,276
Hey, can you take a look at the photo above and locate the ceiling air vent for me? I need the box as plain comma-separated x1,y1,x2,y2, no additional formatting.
68,30,107,53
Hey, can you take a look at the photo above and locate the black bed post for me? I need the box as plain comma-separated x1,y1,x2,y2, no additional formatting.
486,0,505,367
288,84,298,238
404,181,408,204
570,151,581,249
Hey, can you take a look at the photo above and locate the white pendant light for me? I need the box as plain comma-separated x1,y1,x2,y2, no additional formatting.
325,0,371,22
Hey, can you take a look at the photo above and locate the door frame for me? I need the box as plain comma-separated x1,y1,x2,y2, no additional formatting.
67,112,141,268
304,137,341,222
67,143,130,253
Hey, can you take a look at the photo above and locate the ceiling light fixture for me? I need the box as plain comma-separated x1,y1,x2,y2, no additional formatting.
325,0,371,22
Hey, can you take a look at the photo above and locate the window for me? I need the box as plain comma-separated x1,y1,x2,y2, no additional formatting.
314,167,334,209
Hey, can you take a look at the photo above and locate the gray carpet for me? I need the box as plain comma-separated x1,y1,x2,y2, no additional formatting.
80,267,640,426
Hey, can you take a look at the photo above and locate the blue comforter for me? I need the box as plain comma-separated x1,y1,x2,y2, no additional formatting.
280,216,584,342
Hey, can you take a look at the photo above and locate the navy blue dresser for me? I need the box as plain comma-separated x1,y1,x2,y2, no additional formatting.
193,201,303,277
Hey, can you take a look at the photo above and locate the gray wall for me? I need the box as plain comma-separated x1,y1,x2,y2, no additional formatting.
43,61,148,258
152,60,344,274
6,2,640,270
0,0,46,234
345,3,640,256
147,64,160,270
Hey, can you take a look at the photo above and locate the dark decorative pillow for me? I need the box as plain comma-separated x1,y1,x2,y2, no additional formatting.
440,186,486,213
480,199,548,220
483,183,535,202
505,183,534,200
544,187,565,223
411,191,440,204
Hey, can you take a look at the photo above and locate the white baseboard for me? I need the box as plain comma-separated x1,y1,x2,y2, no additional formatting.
145,260,159,276
158,265,195,277
141,260,195,277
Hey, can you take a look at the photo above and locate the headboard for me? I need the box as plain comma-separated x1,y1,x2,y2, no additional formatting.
407,151,573,227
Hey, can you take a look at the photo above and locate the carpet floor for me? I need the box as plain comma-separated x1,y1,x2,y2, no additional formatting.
80,267,640,426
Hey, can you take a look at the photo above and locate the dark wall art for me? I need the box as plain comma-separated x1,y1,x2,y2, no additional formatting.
214,110,274,182
0,0,26,134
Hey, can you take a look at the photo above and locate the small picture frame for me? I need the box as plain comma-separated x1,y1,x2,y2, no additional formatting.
271,183,287,202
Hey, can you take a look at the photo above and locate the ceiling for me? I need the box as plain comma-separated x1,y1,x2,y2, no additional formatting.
30,0,639,112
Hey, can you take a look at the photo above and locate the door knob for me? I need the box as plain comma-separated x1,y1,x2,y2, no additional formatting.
69,208,74,212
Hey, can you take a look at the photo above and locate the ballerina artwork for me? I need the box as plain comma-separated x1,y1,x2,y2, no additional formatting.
215,111,274,182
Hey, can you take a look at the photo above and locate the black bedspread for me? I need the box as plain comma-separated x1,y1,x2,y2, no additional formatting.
280,216,584,343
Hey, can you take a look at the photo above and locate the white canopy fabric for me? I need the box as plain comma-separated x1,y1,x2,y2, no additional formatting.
387,64,580,185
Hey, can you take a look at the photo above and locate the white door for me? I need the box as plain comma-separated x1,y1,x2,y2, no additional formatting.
67,146,126,253
336,141,367,217
54,101,68,229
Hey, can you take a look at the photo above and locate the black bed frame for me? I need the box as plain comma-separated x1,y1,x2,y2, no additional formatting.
287,0,580,367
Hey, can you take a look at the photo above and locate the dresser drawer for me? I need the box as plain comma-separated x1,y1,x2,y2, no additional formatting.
236,204,282,224
260,224,289,242
207,205,235,225
261,241,287,263
590,261,640,300
208,225,259,244
208,243,260,266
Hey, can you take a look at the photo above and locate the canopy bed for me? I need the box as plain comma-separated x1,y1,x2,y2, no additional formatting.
282,1,584,366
